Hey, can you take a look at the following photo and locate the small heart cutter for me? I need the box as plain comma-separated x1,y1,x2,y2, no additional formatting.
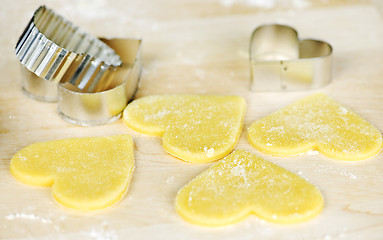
15,6,142,126
249,24,332,91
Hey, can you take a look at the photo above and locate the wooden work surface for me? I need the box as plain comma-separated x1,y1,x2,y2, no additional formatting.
1,0,383,239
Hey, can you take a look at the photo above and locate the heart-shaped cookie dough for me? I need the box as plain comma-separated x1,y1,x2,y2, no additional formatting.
10,135,134,211
176,150,323,226
123,95,246,163
248,93,382,160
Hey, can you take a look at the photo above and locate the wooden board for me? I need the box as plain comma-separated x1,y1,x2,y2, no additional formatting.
1,0,383,239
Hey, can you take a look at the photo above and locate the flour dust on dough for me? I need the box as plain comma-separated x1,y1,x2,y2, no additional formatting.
176,150,324,226
248,93,382,160
10,135,135,211
123,95,246,163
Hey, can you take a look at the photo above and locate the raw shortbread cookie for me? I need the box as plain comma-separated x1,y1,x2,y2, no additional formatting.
248,93,382,160
123,95,246,163
176,150,323,226
10,135,134,211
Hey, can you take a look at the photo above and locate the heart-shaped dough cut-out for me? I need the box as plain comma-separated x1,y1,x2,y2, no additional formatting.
10,135,134,211
176,150,323,226
123,95,246,163
248,93,382,160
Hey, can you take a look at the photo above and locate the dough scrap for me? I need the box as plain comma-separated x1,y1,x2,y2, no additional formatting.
123,95,246,163
248,93,382,160
10,135,134,211
176,150,323,226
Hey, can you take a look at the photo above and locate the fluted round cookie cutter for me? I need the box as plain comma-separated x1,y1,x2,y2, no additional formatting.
15,5,122,102
249,24,332,91
58,38,142,126
15,6,142,126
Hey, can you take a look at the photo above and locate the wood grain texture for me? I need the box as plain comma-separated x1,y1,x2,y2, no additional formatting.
1,0,383,239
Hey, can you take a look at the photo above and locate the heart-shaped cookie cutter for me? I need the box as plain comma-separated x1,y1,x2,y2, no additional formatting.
15,6,122,102
249,24,332,91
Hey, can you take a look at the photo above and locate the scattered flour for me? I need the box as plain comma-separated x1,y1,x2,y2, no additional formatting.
166,176,175,184
195,68,206,80
221,0,311,9
85,221,118,240
338,107,349,115
204,147,215,157
88,227,118,240
5,213,51,224
313,164,358,180
230,165,246,177
306,150,319,155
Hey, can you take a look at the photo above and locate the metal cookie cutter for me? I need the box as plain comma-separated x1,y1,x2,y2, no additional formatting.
15,6,122,102
249,24,332,91
58,38,142,126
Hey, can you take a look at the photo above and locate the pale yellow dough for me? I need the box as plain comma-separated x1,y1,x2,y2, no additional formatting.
123,95,246,163
176,150,323,226
248,93,382,160
10,135,134,211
